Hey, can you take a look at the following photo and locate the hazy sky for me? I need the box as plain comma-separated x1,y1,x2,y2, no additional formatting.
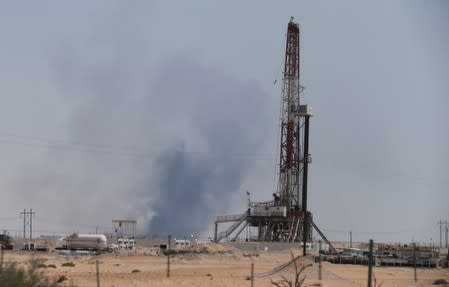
0,1,447,244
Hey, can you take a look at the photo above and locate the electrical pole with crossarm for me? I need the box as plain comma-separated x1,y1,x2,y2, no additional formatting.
20,209,35,240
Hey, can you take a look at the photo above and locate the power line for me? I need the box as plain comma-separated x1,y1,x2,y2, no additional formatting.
322,227,419,235
0,132,277,160
0,216,20,221
0,136,150,158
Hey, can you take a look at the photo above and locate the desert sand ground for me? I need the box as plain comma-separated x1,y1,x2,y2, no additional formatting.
2,244,448,287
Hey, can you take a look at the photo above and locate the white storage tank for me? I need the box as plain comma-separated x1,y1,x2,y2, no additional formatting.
64,233,107,250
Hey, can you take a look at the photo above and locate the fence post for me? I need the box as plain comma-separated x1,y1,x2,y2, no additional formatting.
318,240,322,280
251,261,254,287
167,235,171,278
0,244,4,273
367,239,373,287
96,259,100,287
413,243,417,282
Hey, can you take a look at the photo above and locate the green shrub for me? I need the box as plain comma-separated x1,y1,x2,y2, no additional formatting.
61,262,75,267
46,264,57,269
131,269,141,273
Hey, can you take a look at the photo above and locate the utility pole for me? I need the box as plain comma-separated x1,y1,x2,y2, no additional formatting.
439,220,449,248
446,223,449,248
30,208,34,240
19,209,35,240
350,230,352,248
20,209,26,239
438,220,445,248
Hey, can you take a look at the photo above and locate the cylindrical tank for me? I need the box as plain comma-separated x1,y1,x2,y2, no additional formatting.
64,233,107,250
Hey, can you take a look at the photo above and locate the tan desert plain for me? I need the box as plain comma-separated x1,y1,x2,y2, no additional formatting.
1,242,448,287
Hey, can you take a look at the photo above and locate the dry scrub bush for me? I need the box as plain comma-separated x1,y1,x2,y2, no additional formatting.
57,275,68,283
433,279,449,285
61,262,75,267
0,259,75,287
271,253,312,287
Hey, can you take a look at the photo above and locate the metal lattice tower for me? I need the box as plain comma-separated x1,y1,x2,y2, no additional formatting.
278,18,302,210
214,19,337,255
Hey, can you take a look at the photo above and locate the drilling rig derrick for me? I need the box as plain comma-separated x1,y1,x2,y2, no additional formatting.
245,18,313,244
215,18,328,252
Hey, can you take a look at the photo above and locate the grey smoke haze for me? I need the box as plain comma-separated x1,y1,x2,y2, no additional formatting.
148,58,269,236
0,1,448,243
10,45,271,236
0,0,273,236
